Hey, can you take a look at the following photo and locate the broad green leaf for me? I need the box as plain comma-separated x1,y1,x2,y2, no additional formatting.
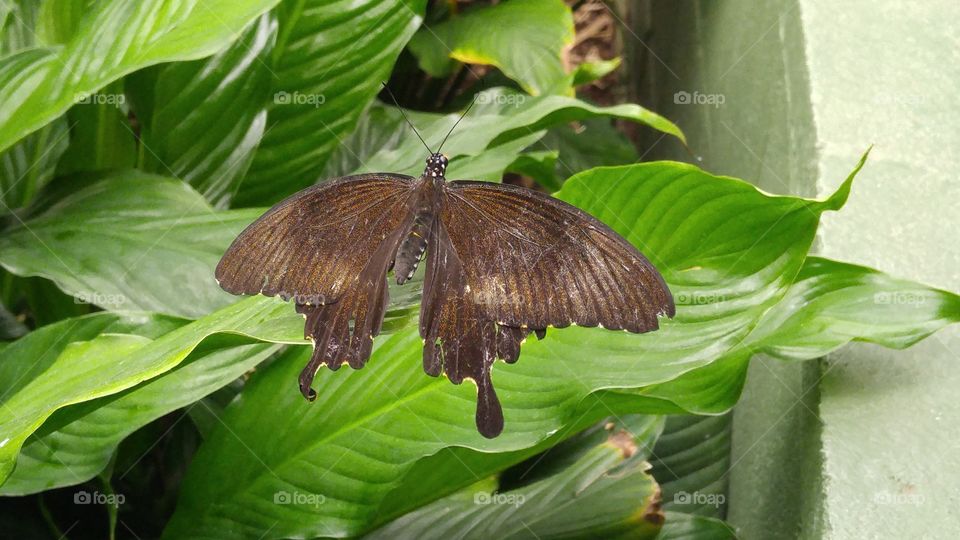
162,159,859,538
0,296,300,485
1,338,282,495
323,89,683,181
140,13,277,208
650,415,731,519
408,0,574,96
374,395,660,528
657,512,739,540
0,0,282,154
235,0,427,206
366,422,663,539
638,350,751,415
0,171,259,318
0,116,68,212
746,257,960,359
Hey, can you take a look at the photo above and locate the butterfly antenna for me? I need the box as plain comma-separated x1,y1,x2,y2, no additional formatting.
436,93,478,155
381,82,432,154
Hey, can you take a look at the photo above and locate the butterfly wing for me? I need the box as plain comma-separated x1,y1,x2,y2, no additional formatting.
216,173,418,398
420,181,674,438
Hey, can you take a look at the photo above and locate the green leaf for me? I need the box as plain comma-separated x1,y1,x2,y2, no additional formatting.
408,0,574,96
374,395,654,527
366,423,663,539
0,172,259,318
55,80,135,175
234,0,427,206
0,0,282,154
0,117,69,212
162,160,857,538
0,296,300,485
650,415,731,519
506,149,560,190
35,0,88,46
0,0,40,54
657,512,739,540
140,13,277,208
746,257,960,360
572,57,622,87
498,415,664,489
0,337,282,495
323,89,683,181
538,117,641,189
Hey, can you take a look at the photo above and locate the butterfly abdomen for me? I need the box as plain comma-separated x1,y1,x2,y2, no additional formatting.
395,179,442,284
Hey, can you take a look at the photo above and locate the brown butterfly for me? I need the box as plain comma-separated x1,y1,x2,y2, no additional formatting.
216,109,674,438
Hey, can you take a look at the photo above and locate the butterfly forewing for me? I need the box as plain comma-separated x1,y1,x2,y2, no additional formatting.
216,174,416,301
216,173,418,398
442,181,675,330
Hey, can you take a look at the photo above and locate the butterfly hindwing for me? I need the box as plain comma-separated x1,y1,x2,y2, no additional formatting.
418,181,674,438
215,174,418,398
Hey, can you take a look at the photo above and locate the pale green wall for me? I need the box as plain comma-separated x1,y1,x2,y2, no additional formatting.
801,1,960,537
630,0,959,537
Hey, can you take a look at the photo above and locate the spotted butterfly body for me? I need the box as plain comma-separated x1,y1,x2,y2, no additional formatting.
216,153,674,438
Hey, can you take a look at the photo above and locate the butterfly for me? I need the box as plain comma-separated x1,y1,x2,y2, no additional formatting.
216,104,674,438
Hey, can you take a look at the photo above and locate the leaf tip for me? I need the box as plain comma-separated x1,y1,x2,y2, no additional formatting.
821,146,873,211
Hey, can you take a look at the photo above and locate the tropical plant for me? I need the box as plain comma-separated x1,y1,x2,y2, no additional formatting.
0,1,956,538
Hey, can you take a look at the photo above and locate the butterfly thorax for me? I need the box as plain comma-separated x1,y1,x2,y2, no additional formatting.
394,155,447,284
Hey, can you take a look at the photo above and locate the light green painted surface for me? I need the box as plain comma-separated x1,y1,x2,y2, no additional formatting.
631,0,960,538
800,0,960,537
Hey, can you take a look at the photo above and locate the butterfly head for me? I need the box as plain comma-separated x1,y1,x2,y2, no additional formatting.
425,153,448,179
